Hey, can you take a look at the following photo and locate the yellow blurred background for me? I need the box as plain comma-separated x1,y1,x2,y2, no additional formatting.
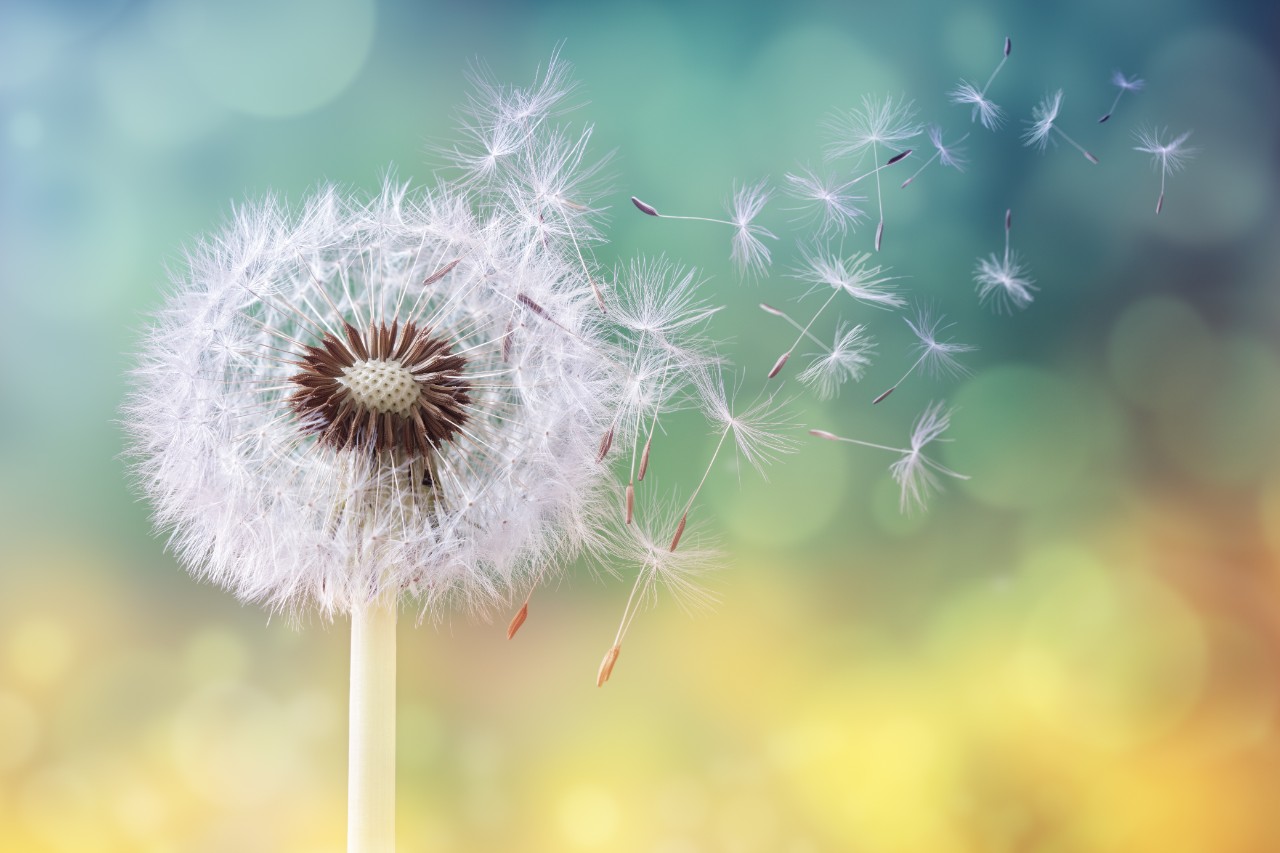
3,0,1279,850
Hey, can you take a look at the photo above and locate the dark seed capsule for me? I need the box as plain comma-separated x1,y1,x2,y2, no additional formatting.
631,196,660,217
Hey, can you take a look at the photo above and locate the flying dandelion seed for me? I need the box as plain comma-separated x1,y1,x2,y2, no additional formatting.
811,401,968,512
901,125,968,188
1099,70,1145,123
763,250,900,381
1023,89,1099,164
797,323,876,400
872,305,975,404
1133,125,1197,214
630,181,777,278
949,36,1011,130
974,208,1036,311
824,94,922,251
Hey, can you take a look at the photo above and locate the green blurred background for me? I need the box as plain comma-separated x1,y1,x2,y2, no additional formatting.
3,0,1279,850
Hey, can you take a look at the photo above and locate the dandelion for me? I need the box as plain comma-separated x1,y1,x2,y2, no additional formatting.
125,56,725,850
974,208,1036,311
812,402,968,512
1023,89,1099,164
630,180,777,278
764,251,900,381
872,305,975,404
1133,126,1196,214
949,36,1011,130
900,125,968,188
825,94,922,250
1098,70,1145,123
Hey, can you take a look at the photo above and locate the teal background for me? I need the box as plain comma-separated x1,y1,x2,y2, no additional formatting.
3,0,1280,850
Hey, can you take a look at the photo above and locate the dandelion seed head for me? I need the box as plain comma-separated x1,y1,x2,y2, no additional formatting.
927,124,967,171
695,372,798,477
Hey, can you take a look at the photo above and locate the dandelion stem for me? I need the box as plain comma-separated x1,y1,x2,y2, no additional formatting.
873,348,930,405
981,52,1008,96
872,145,886,251
1052,127,1099,164
760,303,828,350
901,150,941,188
656,214,737,228
348,595,397,853
812,431,908,455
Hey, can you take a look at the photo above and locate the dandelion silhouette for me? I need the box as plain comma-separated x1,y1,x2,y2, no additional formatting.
825,94,922,250
974,209,1036,311
1023,89,1100,164
901,124,968,188
1099,70,1145,123
949,36,1012,130
630,180,776,277
811,402,968,512
872,305,976,404
1133,126,1196,214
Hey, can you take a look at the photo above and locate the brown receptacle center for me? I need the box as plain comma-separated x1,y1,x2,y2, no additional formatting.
288,319,471,457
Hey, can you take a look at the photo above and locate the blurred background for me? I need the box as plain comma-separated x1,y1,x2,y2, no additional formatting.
3,0,1279,850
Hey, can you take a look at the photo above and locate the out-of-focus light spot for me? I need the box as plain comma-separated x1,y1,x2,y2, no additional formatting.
654,776,708,832
557,784,621,848
182,627,248,682
947,365,1124,509
149,0,375,118
7,111,43,148
1108,296,1212,411
18,764,103,851
1190,620,1280,758
110,778,167,840
6,617,75,687
93,21,226,147
0,691,41,771
398,702,442,771
285,688,339,739
1153,336,1280,487
169,682,298,807
1261,475,1280,563
715,793,780,851
1013,546,1206,749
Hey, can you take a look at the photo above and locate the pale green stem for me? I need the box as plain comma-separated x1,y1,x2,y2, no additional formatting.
349,596,397,853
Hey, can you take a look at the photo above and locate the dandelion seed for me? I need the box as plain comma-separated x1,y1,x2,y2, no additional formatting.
629,181,776,278
782,167,866,236
797,323,875,400
811,401,968,511
901,125,968,188
1099,70,1144,123
949,36,1011,130
1133,126,1196,214
1023,90,1099,164
507,597,530,639
873,305,975,404
825,94,922,251
598,494,719,686
974,208,1036,311
765,252,899,381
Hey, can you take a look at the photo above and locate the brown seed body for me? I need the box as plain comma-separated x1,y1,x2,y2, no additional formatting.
596,645,621,687
507,602,529,640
